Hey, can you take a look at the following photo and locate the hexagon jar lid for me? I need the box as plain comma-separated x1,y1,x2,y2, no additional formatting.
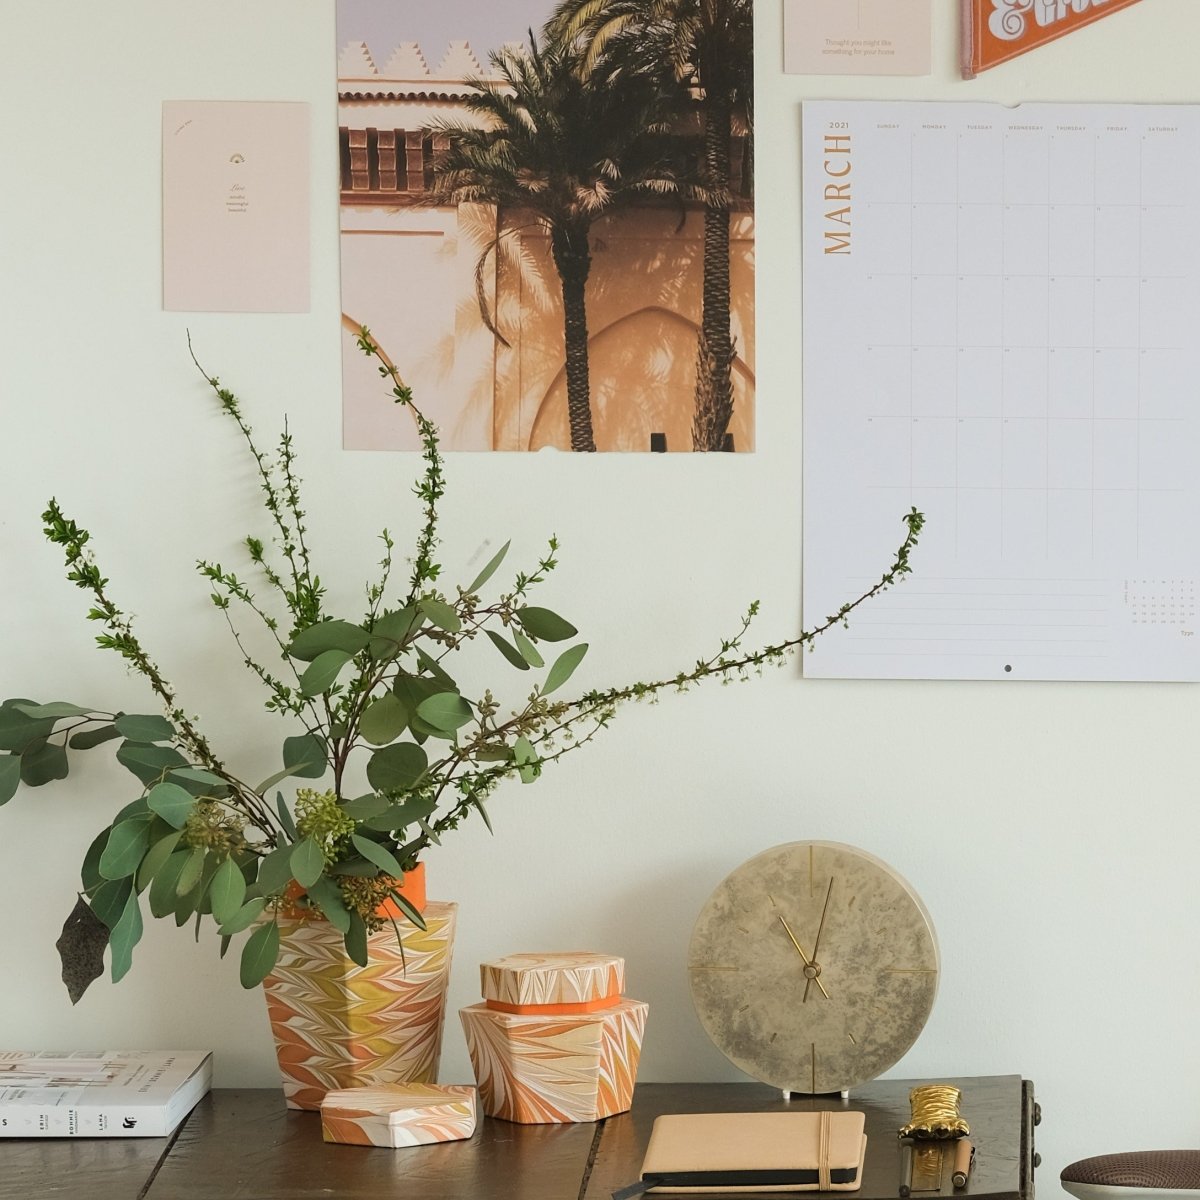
481,952,625,1013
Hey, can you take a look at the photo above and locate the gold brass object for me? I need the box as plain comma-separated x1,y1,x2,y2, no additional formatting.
899,1083,971,1140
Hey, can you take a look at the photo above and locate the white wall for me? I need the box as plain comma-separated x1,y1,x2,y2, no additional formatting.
1,0,1195,1184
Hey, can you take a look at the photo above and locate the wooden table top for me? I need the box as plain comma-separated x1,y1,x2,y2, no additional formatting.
1,1075,1035,1200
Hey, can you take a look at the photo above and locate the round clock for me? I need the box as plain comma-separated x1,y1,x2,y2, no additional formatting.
688,841,939,1096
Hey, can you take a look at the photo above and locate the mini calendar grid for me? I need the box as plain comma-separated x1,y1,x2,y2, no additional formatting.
802,102,1200,681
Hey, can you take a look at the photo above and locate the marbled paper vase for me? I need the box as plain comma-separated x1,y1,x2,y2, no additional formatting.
460,952,648,1124
260,872,457,1111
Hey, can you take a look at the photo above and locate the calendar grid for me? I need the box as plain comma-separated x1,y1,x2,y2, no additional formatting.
803,101,1200,681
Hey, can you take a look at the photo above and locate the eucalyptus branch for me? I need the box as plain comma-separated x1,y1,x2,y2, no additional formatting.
203,586,306,718
366,529,396,621
355,328,443,605
279,420,318,602
490,509,926,760
42,500,224,773
187,336,323,635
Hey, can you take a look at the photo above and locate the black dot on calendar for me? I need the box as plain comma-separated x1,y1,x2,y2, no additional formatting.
1004,665,1013,673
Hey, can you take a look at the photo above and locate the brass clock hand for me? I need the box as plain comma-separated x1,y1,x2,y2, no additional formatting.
804,877,835,1004
777,914,830,1000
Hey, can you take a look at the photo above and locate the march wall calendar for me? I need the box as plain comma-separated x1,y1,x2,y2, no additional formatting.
802,102,1200,682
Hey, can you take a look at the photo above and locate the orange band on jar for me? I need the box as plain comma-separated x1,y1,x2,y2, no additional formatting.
484,992,621,1016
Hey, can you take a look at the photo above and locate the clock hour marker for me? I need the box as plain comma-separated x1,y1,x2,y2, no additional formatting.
690,965,741,971
847,1033,857,1045
884,967,937,974
811,1043,817,1094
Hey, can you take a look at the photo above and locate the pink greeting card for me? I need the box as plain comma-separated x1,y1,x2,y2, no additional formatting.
784,0,931,75
163,101,310,312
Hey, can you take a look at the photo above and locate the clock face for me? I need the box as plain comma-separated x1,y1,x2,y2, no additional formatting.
688,841,939,1095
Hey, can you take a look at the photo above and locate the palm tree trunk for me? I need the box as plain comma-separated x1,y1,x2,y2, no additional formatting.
551,224,597,453
692,84,736,453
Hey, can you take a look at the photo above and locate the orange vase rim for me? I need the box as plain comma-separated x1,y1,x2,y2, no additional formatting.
280,861,427,921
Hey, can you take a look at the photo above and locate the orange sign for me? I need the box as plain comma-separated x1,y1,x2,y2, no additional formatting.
962,0,1144,77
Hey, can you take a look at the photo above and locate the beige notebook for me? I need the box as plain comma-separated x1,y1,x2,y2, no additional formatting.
614,1110,868,1197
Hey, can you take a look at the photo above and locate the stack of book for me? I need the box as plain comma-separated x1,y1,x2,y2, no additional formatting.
0,1050,212,1137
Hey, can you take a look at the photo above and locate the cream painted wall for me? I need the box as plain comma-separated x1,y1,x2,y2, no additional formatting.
1,0,1196,1184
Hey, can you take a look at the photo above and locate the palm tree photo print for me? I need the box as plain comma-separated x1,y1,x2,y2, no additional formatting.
336,0,755,453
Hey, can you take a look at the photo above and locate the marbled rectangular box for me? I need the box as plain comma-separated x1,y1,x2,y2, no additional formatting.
320,1083,477,1148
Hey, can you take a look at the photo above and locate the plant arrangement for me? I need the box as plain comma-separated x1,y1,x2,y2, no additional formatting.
0,335,923,1002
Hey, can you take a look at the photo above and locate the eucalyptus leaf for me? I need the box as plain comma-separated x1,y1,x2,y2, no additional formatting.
289,837,325,889
116,741,189,786
148,850,191,919
513,629,545,668
542,643,589,697
344,912,369,967
136,829,183,892
393,675,441,740
305,877,351,933
283,733,327,779
209,857,248,925
56,896,108,1004
68,724,122,751
466,539,510,593
486,630,530,672
0,700,56,753
112,796,151,824
327,859,380,876
90,877,133,931
416,692,474,733
513,735,540,784
362,792,439,832
415,648,457,692
517,606,578,642
275,792,298,840
146,781,195,829
287,619,370,663
175,846,207,897
368,607,420,661
366,742,428,793
109,890,144,983
299,649,353,698
195,853,223,917
350,834,404,878
168,766,228,793
113,713,176,743
340,793,390,820
239,920,280,988
418,596,462,633
81,827,109,892
13,701,95,720
359,693,408,746
0,755,19,806
387,887,427,932
472,793,494,834
98,818,152,881
20,740,69,787
218,897,268,936
255,843,296,896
